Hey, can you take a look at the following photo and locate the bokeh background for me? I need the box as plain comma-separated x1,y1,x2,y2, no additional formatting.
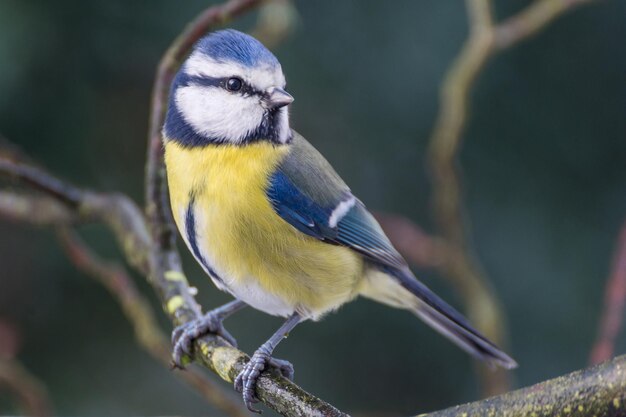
1,0,625,415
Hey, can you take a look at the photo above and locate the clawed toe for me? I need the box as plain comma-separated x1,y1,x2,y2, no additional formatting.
235,349,272,413
170,313,238,369
234,349,296,413
171,323,196,368
269,357,295,381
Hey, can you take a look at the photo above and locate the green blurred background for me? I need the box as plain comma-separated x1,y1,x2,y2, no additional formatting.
1,0,625,415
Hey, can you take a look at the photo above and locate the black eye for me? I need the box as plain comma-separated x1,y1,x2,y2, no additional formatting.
226,77,243,92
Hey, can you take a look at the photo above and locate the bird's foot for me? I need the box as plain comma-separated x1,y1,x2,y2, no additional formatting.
234,346,295,413
171,312,237,369
268,357,295,381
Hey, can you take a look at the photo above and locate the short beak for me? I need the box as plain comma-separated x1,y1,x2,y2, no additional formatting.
263,87,294,109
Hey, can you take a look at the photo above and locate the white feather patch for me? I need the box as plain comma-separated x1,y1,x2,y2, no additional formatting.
328,196,356,228
175,85,265,144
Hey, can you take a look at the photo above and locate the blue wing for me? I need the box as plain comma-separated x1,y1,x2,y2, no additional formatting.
267,134,517,369
267,134,406,270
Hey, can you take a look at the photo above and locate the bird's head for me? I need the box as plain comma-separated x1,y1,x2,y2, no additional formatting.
163,29,293,146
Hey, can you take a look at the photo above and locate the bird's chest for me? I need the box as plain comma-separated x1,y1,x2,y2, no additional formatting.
164,139,290,259
164,140,363,318
165,141,295,308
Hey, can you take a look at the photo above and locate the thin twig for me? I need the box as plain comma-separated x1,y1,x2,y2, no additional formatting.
494,0,597,51
250,0,299,49
374,212,447,269
57,229,249,417
0,159,83,206
0,191,77,225
428,0,509,396
590,219,626,365
427,0,598,396
0,358,53,417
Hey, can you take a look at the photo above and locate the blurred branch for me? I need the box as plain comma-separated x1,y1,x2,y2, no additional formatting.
250,0,299,49
0,358,52,417
0,135,33,164
421,354,626,417
0,149,345,417
0,319,21,359
57,229,249,417
590,218,626,365
493,0,597,51
0,159,83,207
0,191,78,225
428,0,597,396
375,212,447,269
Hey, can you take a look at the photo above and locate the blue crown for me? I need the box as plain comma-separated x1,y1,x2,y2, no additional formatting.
195,29,279,68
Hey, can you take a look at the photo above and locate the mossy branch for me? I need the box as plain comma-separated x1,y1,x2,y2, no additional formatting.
0,157,346,416
421,355,626,417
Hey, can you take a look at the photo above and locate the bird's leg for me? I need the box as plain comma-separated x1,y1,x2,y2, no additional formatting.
171,299,247,368
235,312,301,413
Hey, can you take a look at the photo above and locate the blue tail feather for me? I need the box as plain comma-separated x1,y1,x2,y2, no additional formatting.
383,265,518,369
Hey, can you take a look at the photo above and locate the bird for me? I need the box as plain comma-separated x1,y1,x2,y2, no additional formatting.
162,29,517,412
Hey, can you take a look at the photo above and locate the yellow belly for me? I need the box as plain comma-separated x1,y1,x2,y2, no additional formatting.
164,139,364,319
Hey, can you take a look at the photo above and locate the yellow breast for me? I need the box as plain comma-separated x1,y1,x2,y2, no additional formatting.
164,139,363,319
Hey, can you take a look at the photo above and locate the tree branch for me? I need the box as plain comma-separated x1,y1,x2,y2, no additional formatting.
427,0,597,396
0,148,346,415
250,0,299,49
494,0,596,51
590,218,626,365
421,354,626,417
56,229,249,417
0,191,78,225
374,212,447,269
0,358,52,417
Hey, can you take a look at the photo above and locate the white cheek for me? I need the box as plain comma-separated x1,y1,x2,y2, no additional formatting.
176,85,264,143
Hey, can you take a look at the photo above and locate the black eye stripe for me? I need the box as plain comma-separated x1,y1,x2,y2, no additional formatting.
186,75,263,96
186,75,221,88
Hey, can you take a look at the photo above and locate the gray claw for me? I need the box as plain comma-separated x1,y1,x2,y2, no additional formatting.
269,357,295,381
171,313,238,369
235,349,272,413
234,350,295,413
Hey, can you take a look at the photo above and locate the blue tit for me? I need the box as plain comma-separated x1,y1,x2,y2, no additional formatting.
163,29,516,411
